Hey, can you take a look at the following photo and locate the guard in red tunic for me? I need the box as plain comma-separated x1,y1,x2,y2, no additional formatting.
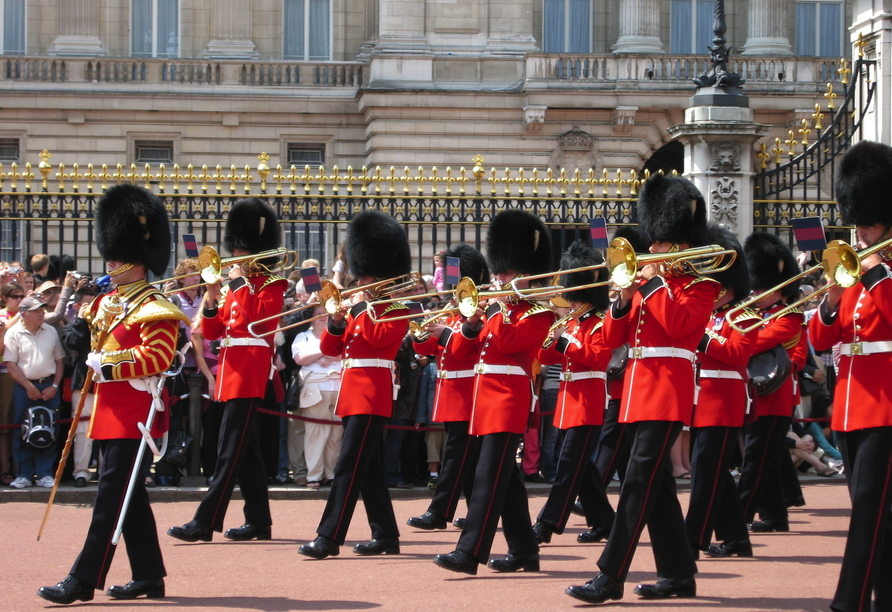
38,185,189,605
169,198,286,543
406,244,489,530
433,210,555,576
298,210,412,559
736,232,802,534
684,224,759,559
532,241,614,544
567,173,720,604
810,141,892,612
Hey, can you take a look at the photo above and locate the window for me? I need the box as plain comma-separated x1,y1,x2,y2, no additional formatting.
134,140,174,164
0,220,22,263
1,0,25,54
131,0,179,58
287,143,325,167
283,0,331,61
542,0,590,53
670,0,714,55
0,138,18,161
796,1,843,57
286,223,326,271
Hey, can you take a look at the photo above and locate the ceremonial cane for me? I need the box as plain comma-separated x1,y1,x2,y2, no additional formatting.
37,296,122,541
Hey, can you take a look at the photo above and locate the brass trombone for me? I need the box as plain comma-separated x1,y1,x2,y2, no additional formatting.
726,237,892,334
247,272,421,338
542,304,594,349
368,277,482,323
159,246,299,294
606,237,739,289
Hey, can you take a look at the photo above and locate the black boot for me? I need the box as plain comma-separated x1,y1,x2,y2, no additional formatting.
407,511,447,530
167,519,213,542
749,519,789,532
37,575,95,605
532,521,554,544
706,539,753,558
577,524,612,543
433,550,479,575
353,538,400,556
107,578,165,600
566,572,624,604
488,553,540,573
298,535,340,559
633,576,697,599
224,524,272,541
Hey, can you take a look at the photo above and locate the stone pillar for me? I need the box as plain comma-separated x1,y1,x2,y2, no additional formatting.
49,0,105,56
376,0,427,50
668,106,770,242
203,0,258,59
486,0,537,52
611,0,663,54
741,0,793,55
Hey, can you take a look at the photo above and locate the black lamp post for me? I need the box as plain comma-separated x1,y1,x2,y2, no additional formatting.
691,0,748,107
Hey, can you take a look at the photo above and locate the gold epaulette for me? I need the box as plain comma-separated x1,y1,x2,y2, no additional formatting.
126,296,193,327
705,328,727,344
782,331,801,350
260,274,287,291
782,306,804,316
380,301,410,317
519,302,552,321
732,307,762,325
589,312,606,335
688,276,721,288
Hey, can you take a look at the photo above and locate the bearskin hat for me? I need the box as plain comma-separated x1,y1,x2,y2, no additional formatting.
835,140,892,228
704,223,750,303
612,226,650,254
96,184,171,276
445,244,489,286
486,209,552,278
224,197,280,255
345,210,412,279
559,240,609,310
637,173,708,247
744,232,800,300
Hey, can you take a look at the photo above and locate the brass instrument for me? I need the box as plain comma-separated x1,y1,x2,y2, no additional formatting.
159,245,299,294
368,277,481,323
726,237,892,334
471,262,612,304
542,304,593,349
409,312,449,342
606,237,738,289
247,272,421,338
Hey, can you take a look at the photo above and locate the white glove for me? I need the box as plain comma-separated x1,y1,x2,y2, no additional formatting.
85,351,103,378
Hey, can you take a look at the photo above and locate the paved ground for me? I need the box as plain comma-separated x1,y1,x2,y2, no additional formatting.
3,479,848,612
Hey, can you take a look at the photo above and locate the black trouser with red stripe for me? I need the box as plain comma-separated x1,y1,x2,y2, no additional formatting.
737,414,790,524
594,398,630,486
831,427,892,612
194,397,271,531
426,420,480,522
456,432,537,564
597,420,697,582
685,426,748,548
71,439,165,589
538,424,614,533
317,414,399,544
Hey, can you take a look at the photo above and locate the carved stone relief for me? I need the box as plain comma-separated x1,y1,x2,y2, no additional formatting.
709,143,741,172
549,127,601,173
710,176,739,231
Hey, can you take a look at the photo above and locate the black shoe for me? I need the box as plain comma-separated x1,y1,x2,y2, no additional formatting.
74,477,88,488
37,575,95,605
395,481,413,489
749,519,789,533
786,495,806,508
706,539,753,558
224,524,271,541
488,553,540,573
167,520,212,542
571,500,585,516
433,550,479,576
299,535,340,559
354,538,400,556
633,576,697,599
532,521,554,544
407,512,447,530
107,578,165,600
566,572,624,604
524,472,545,483
453,517,466,529
577,524,612,543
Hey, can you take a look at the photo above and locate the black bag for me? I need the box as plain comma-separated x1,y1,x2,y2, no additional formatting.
21,405,55,449
799,373,826,397
748,345,792,396
606,344,629,382
161,429,193,470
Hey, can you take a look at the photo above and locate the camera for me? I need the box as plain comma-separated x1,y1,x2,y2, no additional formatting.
7,266,20,274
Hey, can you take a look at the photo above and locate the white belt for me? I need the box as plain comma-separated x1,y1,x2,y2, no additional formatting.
437,369,476,380
628,346,696,363
341,358,395,369
839,341,892,356
699,369,744,381
474,364,527,376
220,337,269,348
561,370,607,382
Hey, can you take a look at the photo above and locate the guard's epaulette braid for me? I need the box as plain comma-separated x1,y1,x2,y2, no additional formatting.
688,276,721,287
589,312,606,335
733,307,762,324
381,301,410,317
705,328,727,344
260,274,286,291
519,302,552,321
782,331,801,350
783,306,804,315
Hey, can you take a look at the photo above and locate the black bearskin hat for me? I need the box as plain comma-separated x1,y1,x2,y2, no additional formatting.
486,209,552,278
612,226,650,254
445,244,489,286
704,223,750,303
744,232,800,300
96,184,171,276
637,173,708,247
835,140,892,228
345,210,412,279
224,197,280,255
559,240,609,311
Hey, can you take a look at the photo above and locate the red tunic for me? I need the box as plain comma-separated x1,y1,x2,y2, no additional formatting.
413,313,476,423
603,274,720,426
693,309,760,428
320,300,409,418
202,274,287,402
809,261,892,431
537,309,611,429
88,281,190,440
749,304,803,418
450,300,555,436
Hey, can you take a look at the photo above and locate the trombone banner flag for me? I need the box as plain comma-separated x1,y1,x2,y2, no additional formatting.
182,234,199,258
589,218,610,249
791,217,827,252
301,267,322,293
446,256,461,285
